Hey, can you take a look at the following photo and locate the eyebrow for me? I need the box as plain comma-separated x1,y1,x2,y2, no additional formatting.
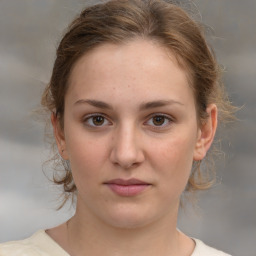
139,100,184,110
74,99,184,110
74,99,114,110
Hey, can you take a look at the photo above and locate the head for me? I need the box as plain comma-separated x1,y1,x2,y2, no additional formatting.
42,0,234,208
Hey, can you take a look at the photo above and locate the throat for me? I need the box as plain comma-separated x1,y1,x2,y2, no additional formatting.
55,217,195,256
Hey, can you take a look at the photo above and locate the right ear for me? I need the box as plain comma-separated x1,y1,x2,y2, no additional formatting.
51,113,69,160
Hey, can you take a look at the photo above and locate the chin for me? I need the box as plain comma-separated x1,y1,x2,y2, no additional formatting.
105,215,153,230
99,204,160,230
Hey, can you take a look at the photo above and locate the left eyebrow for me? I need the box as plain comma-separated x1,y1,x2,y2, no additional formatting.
139,100,184,111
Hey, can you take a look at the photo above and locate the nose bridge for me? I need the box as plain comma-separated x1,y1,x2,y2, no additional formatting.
110,121,144,168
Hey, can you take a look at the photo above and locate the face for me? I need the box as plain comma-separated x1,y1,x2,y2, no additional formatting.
53,39,216,229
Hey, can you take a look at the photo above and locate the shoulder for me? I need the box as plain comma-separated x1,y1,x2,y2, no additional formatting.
0,230,69,256
192,238,232,256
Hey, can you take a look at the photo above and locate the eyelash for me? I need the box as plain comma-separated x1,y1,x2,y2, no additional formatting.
82,113,173,129
82,113,112,127
144,114,173,129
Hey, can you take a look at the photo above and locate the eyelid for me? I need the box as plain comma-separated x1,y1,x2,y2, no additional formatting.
82,113,112,127
81,112,174,129
144,113,174,128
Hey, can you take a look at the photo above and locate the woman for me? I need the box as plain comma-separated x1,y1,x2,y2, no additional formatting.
0,0,234,255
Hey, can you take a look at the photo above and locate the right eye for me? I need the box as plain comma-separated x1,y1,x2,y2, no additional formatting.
83,114,111,127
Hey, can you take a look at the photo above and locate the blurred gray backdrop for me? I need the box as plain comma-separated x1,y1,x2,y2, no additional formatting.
0,1,255,255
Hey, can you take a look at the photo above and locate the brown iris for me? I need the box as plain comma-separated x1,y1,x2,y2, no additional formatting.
152,116,165,126
92,116,105,126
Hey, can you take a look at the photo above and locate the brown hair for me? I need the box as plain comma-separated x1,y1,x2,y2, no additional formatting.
41,0,235,206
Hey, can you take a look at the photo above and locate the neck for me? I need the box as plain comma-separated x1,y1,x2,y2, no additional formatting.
62,200,194,256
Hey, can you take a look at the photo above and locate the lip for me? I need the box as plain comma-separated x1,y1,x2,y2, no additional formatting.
104,178,151,197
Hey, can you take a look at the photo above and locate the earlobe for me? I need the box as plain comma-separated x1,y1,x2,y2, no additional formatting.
51,113,69,160
193,104,218,161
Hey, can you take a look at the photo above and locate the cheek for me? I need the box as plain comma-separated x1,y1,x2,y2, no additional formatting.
64,130,109,182
150,135,195,183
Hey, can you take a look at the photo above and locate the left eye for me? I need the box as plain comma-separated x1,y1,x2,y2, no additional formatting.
146,115,172,127
83,114,111,127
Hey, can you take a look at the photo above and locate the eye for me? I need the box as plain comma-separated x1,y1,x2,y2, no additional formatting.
83,114,111,127
145,114,173,128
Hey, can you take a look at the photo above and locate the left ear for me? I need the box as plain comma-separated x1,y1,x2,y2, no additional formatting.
193,104,218,161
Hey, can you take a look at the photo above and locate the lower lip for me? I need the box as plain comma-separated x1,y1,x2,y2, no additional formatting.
106,184,150,197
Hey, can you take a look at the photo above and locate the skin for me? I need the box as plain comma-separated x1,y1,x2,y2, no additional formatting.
48,39,217,256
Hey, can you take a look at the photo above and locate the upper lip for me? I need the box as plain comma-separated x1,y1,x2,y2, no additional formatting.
104,178,150,186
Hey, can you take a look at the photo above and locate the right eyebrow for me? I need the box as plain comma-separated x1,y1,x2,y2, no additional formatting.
74,99,114,110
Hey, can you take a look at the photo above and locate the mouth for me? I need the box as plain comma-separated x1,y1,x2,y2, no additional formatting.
103,178,152,197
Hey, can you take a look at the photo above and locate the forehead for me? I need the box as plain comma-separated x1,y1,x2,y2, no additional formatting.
67,39,194,105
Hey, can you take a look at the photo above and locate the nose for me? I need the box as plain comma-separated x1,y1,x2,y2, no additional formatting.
110,124,145,169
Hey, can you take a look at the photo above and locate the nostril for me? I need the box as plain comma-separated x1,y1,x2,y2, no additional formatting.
109,128,145,169
110,146,144,169
123,162,139,169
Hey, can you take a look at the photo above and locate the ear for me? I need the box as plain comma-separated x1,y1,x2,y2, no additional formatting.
193,104,218,161
51,113,69,160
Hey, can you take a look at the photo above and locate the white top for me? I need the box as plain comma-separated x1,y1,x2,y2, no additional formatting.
0,230,232,256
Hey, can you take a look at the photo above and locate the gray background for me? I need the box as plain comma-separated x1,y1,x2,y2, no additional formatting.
0,1,255,255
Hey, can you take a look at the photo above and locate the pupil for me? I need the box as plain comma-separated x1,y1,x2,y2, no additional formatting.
93,116,104,125
153,116,164,125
